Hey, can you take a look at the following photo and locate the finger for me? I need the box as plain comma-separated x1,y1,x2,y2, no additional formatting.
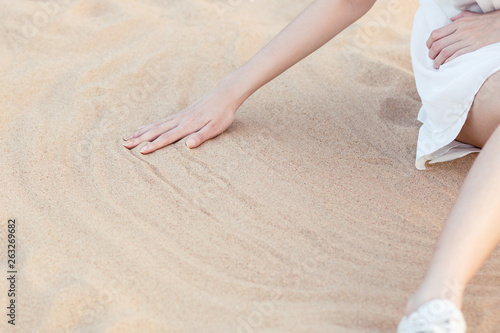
123,125,153,141
123,120,177,149
426,24,457,49
139,126,191,154
428,31,463,60
122,116,175,141
443,46,473,65
185,122,219,149
450,10,477,21
433,42,468,69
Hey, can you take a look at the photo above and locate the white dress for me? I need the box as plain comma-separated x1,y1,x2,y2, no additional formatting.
412,0,500,170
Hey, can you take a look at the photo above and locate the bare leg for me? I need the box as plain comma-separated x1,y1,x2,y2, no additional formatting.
405,71,500,316
456,72,500,148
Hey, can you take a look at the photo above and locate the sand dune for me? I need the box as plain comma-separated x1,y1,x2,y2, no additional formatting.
1,0,499,332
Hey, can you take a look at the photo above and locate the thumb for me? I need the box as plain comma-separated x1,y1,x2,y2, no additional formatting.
451,10,476,21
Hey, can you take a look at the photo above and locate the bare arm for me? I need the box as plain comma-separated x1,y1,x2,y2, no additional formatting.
223,0,377,104
124,0,377,153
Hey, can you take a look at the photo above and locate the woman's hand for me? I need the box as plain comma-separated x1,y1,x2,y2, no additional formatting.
427,10,500,69
123,83,241,154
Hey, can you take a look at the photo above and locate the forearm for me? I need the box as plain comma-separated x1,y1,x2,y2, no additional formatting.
219,0,377,104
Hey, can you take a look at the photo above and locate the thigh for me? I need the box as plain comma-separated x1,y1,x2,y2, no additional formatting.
456,71,500,148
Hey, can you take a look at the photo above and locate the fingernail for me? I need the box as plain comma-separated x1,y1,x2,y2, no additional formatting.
186,138,195,148
123,133,133,141
140,145,149,153
123,140,133,147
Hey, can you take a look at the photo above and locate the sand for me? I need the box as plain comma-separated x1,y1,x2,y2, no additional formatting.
1,0,499,332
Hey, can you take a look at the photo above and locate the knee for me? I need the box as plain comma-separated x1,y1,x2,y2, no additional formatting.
459,73,500,147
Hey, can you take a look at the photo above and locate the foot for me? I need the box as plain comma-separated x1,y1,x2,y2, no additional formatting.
397,299,466,333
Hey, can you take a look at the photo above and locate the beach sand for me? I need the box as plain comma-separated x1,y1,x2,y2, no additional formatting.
1,0,499,332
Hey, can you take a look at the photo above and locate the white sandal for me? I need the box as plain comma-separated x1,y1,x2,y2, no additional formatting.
397,299,466,333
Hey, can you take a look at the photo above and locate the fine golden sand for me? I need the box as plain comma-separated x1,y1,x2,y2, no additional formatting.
1,0,499,332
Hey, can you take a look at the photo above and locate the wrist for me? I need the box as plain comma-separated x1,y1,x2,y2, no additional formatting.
216,69,256,108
